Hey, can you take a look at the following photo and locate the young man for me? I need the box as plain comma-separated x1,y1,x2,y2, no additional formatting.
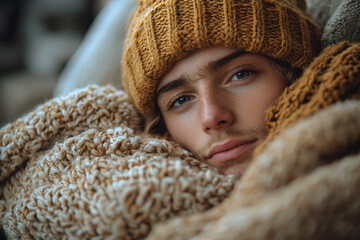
2,1,359,239
154,46,296,178
122,0,321,178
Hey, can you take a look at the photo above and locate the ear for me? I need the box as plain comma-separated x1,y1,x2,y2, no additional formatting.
321,0,360,48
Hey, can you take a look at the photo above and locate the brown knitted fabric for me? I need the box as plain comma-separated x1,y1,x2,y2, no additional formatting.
122,0,322,115
254,41,360,155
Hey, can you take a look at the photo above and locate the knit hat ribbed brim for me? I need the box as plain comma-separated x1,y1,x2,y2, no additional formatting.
122,0,322,115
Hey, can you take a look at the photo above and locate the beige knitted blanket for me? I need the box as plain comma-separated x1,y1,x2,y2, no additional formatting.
1,42,360,240
0,85,235,239
148,100,360,240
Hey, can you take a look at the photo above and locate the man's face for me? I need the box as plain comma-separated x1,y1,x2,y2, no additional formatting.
156,46,286,178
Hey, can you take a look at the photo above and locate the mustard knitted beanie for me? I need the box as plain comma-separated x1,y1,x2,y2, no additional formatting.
122,0,322,115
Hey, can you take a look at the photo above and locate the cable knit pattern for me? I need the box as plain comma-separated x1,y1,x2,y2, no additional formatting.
0,86,235,239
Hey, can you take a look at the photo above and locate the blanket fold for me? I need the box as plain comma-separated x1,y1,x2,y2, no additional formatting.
0,86,143,182
147,100,360,240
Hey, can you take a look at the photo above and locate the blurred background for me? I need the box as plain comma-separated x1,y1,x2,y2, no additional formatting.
0,0,103,126
0,0,135,127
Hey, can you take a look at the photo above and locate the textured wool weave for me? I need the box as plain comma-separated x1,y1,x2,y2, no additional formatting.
0,86,235,239
148,100,360,240
122,0,322,115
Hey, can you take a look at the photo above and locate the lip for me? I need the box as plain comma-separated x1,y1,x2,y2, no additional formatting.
206,138,257,163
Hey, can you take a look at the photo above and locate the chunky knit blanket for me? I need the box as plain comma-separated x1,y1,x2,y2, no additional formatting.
1,41,360,239
0,86,235,239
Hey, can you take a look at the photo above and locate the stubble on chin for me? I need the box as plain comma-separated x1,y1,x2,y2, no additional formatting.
219,153,253,179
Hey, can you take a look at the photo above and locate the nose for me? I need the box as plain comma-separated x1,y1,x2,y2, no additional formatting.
200,89,235,133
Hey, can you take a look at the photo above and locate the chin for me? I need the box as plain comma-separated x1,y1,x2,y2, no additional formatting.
221,159,252,179
223,168,246,179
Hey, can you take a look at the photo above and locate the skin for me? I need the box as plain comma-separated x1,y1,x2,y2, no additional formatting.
156,46,286,178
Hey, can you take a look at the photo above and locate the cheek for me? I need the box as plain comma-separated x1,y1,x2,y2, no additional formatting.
164,114,200,152
257,79,284,108
239,75,285,126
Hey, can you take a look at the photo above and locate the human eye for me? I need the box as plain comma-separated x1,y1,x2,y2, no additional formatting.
168,95,194,110
229,69,254,82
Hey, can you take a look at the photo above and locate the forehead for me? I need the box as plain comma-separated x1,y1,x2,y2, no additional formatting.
158,45,238,88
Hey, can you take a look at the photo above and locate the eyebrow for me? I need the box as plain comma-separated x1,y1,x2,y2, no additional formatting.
156,50,248,98
205,50,248,74
156,76,189,98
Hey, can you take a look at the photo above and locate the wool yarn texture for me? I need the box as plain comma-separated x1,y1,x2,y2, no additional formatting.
0,86,235,239
256,41,360,154
1,41,360,239
148,100,360,240
122,0,322,115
